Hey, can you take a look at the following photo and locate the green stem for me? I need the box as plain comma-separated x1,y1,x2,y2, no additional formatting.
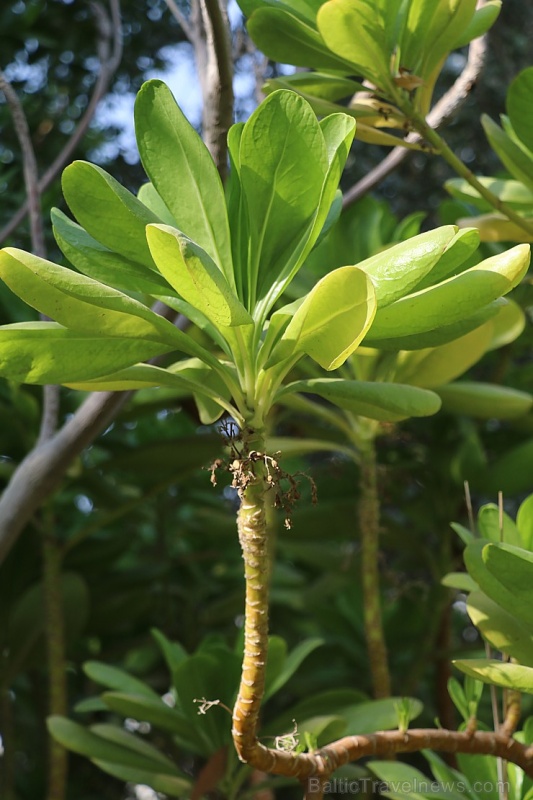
357,435,391,699
395,93,533,238
42,519,68,800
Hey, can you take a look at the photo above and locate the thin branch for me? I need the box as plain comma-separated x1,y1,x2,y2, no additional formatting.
164,0,194,41
0,0,123,245
342,30,488,209
0,391,131,565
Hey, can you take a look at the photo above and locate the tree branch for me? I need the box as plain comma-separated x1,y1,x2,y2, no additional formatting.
342,29,488,209
0,0,123,245
164,0,195,42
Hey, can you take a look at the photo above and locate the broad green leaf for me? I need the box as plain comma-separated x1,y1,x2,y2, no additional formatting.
247,9,357,72
482,437,533,496
343,696,423,735
423,750,477,799
507,67,533,154
83,661,160,699
134,80,233,279
0,248,187,346
368,760,438,799
265,71,358,103
453,659,533,694
0,322,174,384
457,213,533,244
436,382,532,420
366,244,530,342
485,298,525,350
174,651,239,749
239,90,328,308
447,677,469,723
270,266,376,370
483,542,533,628
517,493,533,550
441,572,478,592
357,227,458,308
92,761,191,798
465,540,533,631
146,224,252,327
453,0,501,49
263,636,288,701
317,0,391,86
467,589,533,666
482,114,533,191
477,503,521,546
101,692,207,756
137,181,177,226
299,714,347,746
65,362,236,419
52,209,173,296
47,717,182,774
62,161,160,269
280,379,441,422
366,300,503,351
450,522,475,546
239,0,325,25
265,638,324,699
90,723,178,769
446,177,533,213
394,325,493,389
421,0,477,83
264,689,367,736
414,228,481,291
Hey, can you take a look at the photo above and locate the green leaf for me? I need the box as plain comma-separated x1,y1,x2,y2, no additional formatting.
447,677,469,723
450,522,475,546
134,80,233,280
263,636,288,701
467,589,533,666
517,493,533,550
137,181,177,226
477,504,522,546
453,0,501,49
265,71,358,103
366,244,531,343
47,716,182,774
317,0,390,86
0,322,174,384
343,697,423,735
101,692,207,756
271,266,376,370
507,67,533,154
393,325,493,389
146,224,252,328
247,8,356,72
62,161,160,269
357,226,458,308
457,213,533,244
482,114,533,191
281,379,441,422
465,540,533,631
0,248,187,346
298,714,347,746
482,437,533,496
90,723,178,769
445,177,533,213
436,382,532,420
265,638,324,699
239,90,328,307
414,228,481,291
368,760,439,800
453,659,533,694
52,209,173,296
83,661,160,699
92,761,191,798
264,689,367,736
441,572,478,592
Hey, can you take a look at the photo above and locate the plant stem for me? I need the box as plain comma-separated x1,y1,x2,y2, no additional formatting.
357,434,391,699
232,428,271,763
42,518,68,800
394,93,533,238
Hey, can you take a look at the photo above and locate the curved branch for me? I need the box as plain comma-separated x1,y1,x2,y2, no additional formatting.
342,30,488,209
0,391,131,565
0,0,123,245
